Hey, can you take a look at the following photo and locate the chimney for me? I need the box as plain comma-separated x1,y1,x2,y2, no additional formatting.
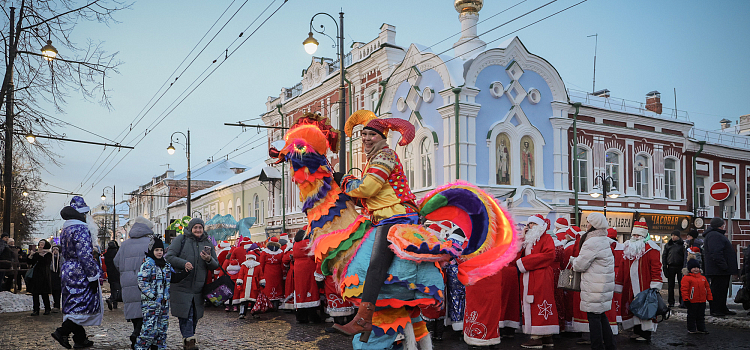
645,91,662,115
453,0,486,60
738,115,750,136
592,89,610,98
166,168,175,179
720,118,732,130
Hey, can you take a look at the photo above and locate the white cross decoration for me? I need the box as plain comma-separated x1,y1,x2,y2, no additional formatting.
537,299,554,320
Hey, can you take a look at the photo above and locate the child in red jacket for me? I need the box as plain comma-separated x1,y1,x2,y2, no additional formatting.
681,259,713,334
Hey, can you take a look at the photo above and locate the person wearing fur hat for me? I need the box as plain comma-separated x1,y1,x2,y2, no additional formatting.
51,196,101,349
335,110,419,338
257,236,285,309
114,216,156,349
165,218,219,350
681,259,712,334
237,243,260,319
615,218,664,342
570,213,617,350
517,214,559,348
135,237,172,350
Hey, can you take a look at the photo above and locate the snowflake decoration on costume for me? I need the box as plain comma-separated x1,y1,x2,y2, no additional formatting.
537,299,553,320
614,300,620,313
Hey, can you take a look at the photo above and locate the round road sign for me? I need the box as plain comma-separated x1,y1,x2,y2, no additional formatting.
710,182,731,202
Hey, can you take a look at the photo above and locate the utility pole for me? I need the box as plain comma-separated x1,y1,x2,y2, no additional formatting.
587,34,598,93
4,7,16,236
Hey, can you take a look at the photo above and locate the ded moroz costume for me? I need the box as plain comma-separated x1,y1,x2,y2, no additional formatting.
258,237,285,303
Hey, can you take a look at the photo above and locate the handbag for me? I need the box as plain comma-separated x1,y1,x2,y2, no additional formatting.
25,264,34,279
654,289,671,322
202,264,235,306
557,261,581,291
734,286,750,304
630,288,669,321
171,267,189,284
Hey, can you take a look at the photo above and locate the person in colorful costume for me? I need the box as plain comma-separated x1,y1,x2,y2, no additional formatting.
135,237,171,350
616,219,663,343
334,110,419,338
51,197,102,349
517,214,559,349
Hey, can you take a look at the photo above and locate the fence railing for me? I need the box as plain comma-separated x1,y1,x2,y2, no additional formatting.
689,128,750,149
567,88,690,121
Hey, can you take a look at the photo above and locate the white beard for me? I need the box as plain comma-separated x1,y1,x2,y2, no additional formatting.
623,238,646,260
86,213,99,250
522,225,546,250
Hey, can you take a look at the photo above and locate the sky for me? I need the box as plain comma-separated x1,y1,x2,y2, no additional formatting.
15,0,749,238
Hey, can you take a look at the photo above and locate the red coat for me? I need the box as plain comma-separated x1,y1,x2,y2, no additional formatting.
237,254,260,302
315,261,355,317
281,249,295,308
516,234,559,335
293,239,320,309
616,241,663,332
258,247,285,301
222,259,243,305
681,273,713,303
464,256,519,346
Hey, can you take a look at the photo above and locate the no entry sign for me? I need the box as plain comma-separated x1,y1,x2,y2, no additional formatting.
710,182,731,202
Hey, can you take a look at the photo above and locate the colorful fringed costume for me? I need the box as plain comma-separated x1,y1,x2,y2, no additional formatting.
270,112,519,349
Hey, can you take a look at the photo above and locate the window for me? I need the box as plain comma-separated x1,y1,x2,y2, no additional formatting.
228,200,233,217
495,133,511,185
605,151,620,190
635,155,650,197
575,148,588,192
664,158,677,200
260,200,265,224
370,90,378,111
254,195,260,222
696,177,706,209
219,202,225,216
420,138,433,188
403,144,415,186
236,200,241,218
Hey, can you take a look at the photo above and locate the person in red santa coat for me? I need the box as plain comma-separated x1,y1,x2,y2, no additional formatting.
291,230,322,323
616,219,664,343
607,228,625,324
258,237,285,308
237,243,260,319
315,263,355,327
214,240,232,283
220,245,246,312
280,239,295,311
560,226,580,333
554,217,571,242
517,214,559,349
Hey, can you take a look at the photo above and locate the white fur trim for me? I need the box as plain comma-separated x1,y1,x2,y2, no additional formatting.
650,281,663,290
464,333,501,346
516,259,527,274
499,320,520,329
262,248,283,255
614,284,623,293
295,300,321,308
528,215,545,227
241,260,260,268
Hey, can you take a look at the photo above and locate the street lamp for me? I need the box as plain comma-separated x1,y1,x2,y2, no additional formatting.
25,132,35,143
41,39,58,61
102,185,116,242
303,11,347,172
589,173,619,215
167,131,191,215
21,191,28,197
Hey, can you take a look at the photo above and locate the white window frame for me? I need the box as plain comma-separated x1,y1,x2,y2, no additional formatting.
605,149,623,192
634,153,651,198
419,138,434,189
228,199,233,217
575,145,592,193
696,176,707,209
664,157,679,200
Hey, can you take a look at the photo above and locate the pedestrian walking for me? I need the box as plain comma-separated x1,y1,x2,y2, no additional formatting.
135,237,171,350
164,218,219,350
51,245,62,312
0,232,11,290
663,231,685,307
114,216,156,349
4,238,19,292
51,197,103,349
702,217,739,316
28,239,53,316
681,259,712,334
570,213,617,350
104,240,121,310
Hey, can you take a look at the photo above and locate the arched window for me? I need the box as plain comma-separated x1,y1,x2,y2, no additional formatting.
635,154,650,197
403,144,415,186
228,200,233,217
605,151,620,190
495,133,511,185
665,158,677,200
520,136,535,186
219,202,225,216
260,200,265,224
236,199,241,219
576,147,589,192
419,138,433,188
254,195,260,222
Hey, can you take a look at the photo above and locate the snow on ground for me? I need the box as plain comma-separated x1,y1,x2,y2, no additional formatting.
0,291,33,313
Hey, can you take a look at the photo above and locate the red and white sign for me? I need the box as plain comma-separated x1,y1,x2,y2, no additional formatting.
710,182,731,201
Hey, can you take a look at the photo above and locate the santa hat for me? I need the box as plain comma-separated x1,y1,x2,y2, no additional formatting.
527,214,551,232
631,218,649,238
344,109,415,146
565,227,581,241
607,228,618,239
554,217,569,230
217,240,231,250
269,236,279,243
688,246,701,253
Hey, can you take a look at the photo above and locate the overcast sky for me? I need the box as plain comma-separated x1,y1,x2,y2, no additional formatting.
22,0,749,238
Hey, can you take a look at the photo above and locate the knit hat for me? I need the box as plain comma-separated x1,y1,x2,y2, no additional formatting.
554,217,569,230
270,236,279,243
70,196,90,214
187,218,205,234
607,228,618,239
687,259,701,271
710,217,725,228
631,218,649,237
344,110,415,146
527,214,551,232
148,236,165,253
587,212,608,230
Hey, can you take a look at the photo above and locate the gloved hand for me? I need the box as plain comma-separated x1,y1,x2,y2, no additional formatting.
236,279,243,285
260,279,266,287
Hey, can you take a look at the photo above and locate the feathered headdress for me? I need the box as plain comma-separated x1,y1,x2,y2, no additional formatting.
344,109,415,146
270,112,340,161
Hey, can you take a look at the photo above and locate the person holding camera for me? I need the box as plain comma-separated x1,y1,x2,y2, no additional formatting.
165,218,218,350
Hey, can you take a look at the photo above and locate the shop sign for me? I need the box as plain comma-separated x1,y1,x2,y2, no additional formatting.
580,211,634,233
636,213,691,233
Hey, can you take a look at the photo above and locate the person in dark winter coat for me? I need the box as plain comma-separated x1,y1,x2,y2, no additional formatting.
28,239,53,315
663,231,685,307
50,245,63,311
114,217,155,349
104,241,120,310
684,230,704,270
702,217,739,316
165,218,219,350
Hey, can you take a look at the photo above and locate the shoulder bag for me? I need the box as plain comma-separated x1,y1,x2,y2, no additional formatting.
557,261,581,291
202,263,235,306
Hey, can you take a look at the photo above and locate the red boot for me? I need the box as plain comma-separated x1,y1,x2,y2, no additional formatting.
332,302,375,342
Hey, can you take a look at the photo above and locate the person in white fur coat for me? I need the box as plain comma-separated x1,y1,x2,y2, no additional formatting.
570,212,616,350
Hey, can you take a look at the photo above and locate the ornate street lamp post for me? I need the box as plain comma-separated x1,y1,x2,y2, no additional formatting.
167,130,191,215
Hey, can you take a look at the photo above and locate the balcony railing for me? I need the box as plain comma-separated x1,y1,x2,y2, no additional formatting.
689,128,750,149
567,88,690,121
